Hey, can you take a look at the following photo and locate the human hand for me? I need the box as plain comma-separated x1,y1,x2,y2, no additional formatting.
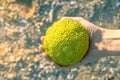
39,17,106,69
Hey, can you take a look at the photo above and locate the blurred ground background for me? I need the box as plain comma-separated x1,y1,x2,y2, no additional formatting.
0,0,120,80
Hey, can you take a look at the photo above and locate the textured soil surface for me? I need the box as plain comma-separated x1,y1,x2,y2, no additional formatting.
0,0,120,80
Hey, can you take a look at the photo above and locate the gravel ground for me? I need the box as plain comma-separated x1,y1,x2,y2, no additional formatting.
0,0,120,80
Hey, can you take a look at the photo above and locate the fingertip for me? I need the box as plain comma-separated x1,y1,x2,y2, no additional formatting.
41,36,45,43
42,52,48,57
51,61,55,65
42,53,54,62
39,45,44,51
51,62,62,69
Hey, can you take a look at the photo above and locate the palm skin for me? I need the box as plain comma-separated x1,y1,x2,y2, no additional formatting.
39,17,108,69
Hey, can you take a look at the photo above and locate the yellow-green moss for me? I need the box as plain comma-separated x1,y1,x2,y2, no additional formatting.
43,19,89,66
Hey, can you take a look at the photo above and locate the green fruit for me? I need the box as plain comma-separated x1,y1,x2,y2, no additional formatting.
43,18,89,66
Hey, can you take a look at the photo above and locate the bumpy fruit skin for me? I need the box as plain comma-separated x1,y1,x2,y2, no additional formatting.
43,19,89,66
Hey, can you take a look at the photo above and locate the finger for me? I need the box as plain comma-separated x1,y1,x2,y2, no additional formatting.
42,52,53,62
51,62,62,68
52,62,79,70
39,45,44,52
51,61,69,70
42,52,47,57
62,61,82,69
41,36,45,43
